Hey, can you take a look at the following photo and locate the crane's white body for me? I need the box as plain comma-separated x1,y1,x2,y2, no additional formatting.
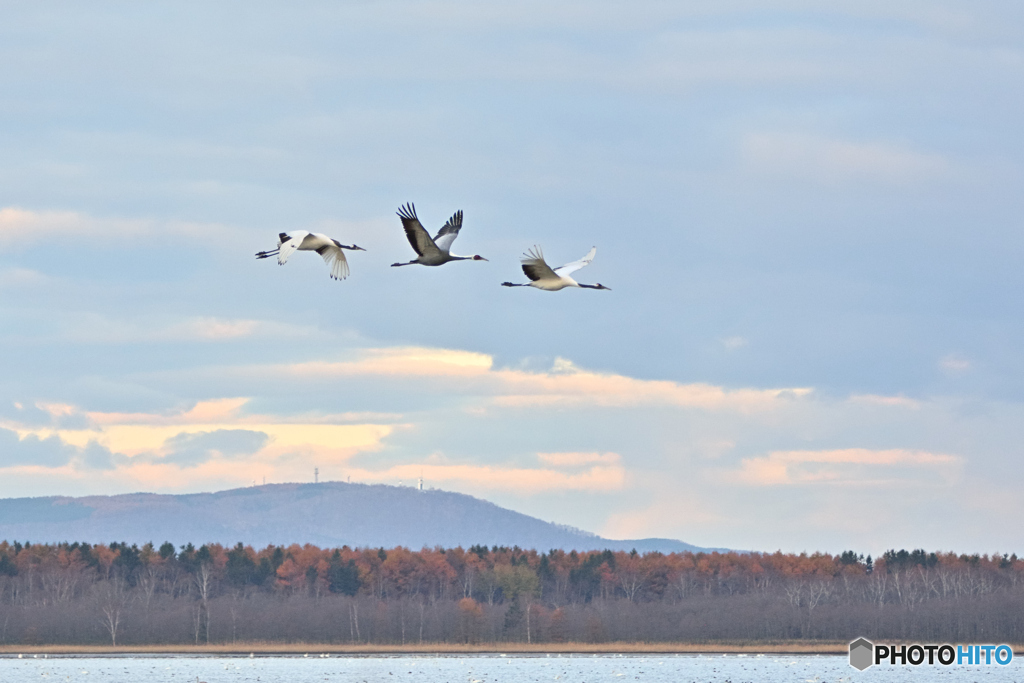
391,203,487,267
502,246,610,291
256,230,364,280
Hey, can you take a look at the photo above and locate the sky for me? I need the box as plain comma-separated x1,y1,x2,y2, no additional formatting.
1,1,1022,555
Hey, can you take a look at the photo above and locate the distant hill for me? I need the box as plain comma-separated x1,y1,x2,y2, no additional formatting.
0,482,719,553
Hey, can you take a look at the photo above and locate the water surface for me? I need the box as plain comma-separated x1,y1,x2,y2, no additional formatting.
0,653,1018,682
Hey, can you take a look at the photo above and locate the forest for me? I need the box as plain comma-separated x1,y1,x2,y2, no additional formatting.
0,540,1021,646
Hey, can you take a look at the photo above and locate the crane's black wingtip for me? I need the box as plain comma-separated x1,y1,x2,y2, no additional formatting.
396,202,417,220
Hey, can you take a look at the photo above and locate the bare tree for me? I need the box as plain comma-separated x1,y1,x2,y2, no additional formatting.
137,565,160,614
0,575,9,644
349,600,361,642
96,575,129,646
193,563,214,644
461,564,475,598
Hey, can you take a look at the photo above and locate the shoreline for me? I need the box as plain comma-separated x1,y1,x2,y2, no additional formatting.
0,642,847,656
5,641,1018,656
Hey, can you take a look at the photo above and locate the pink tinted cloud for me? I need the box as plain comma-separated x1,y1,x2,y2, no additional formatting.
346,462,626,493
537,451,620,467
733,448,962,486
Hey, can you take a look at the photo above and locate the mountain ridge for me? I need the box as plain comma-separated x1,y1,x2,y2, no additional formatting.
0,481,720,553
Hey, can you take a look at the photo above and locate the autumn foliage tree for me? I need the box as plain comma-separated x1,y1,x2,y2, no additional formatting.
0,540,1020,645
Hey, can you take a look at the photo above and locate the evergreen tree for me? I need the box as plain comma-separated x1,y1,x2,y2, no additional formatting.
328,551,361,596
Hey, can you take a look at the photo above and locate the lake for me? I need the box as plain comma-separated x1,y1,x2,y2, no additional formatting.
0,653,1018,682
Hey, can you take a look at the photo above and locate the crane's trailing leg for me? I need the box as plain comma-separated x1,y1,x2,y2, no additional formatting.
255,249,280,259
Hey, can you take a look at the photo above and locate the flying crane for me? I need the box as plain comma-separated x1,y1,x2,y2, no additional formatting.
501,245,610,291
256,231,365,280
390,202,487,267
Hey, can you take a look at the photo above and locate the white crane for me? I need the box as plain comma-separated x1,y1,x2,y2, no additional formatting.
255,231,365,280
501,245,611,291
391,202,487,267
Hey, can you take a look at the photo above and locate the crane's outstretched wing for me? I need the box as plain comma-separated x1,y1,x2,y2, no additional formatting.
317,243,350,280
554,246,597,277
432,210,463,254
277,230,309,266
397,203,442,259
520,246,558,282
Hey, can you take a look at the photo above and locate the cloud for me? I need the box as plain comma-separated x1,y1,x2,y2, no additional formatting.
88,398,250,427
849,394,921,409
160,429,271,466
731,448,962,486
742,133,950,185
490,358,811,411
0,401,56,428
70,420,392,461
939,354,972,374
338,451,626,495
0,206,241,250
3,344,1017,551
602,497,723,542
0,267,48,287
347,461,626,494
537,451,620,467
79,441,118,471
87,398,398,428
721,336,748,350
0,427,117,470
0,428,78,467
0,207,147,247
31,403,94,429
6,397,397,491
264,349,812,413
284,347,494,379
58,313,317,344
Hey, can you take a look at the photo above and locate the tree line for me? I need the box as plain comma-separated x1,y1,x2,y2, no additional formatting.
0,540,1021,645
